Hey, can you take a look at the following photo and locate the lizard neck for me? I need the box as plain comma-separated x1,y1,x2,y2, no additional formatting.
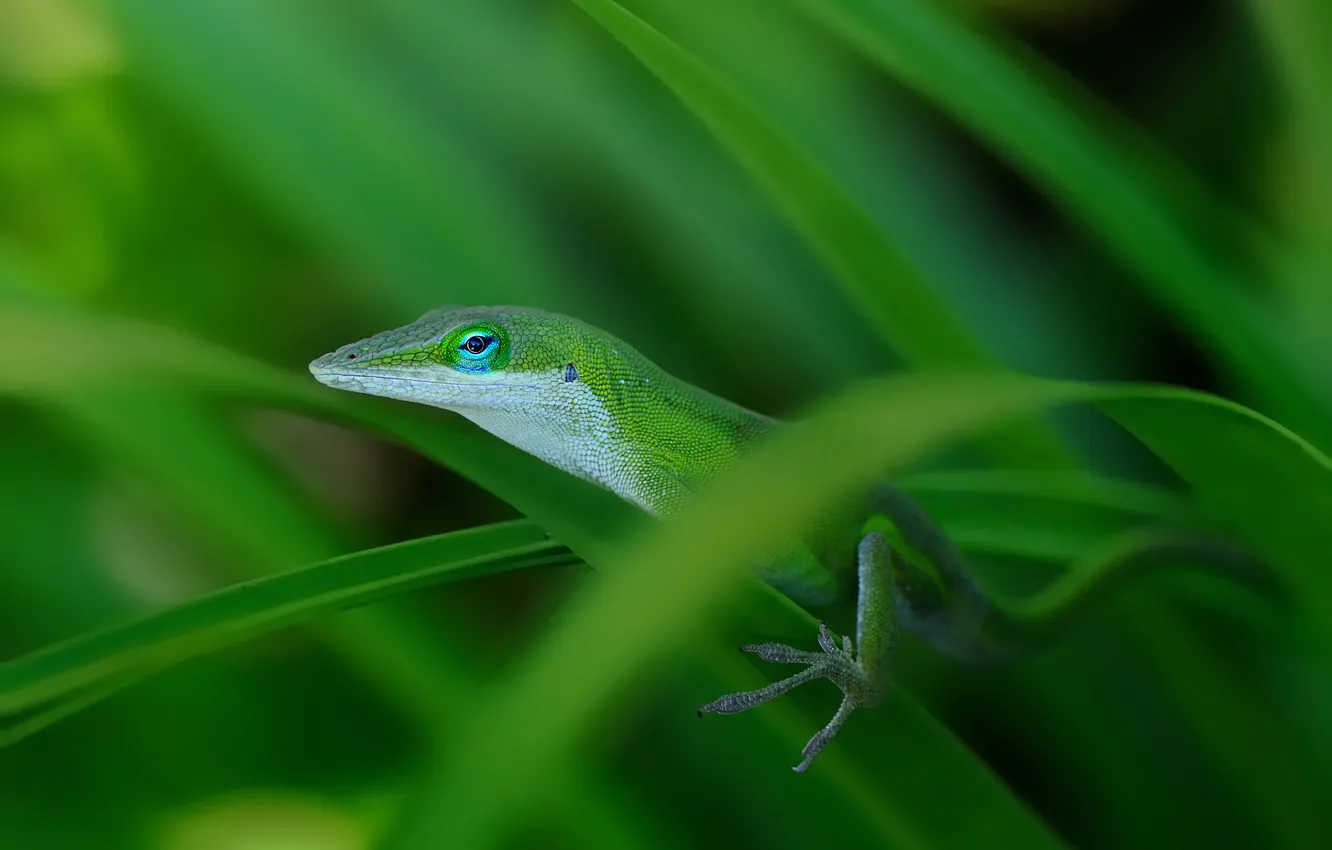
456,368,775,516
453,378,639,505
607,374,777,516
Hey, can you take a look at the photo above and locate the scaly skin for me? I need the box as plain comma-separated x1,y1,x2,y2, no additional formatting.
306,306,1032,770
309,305,850,604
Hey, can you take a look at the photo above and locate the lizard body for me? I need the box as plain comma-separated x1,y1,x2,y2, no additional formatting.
307,305,1143,770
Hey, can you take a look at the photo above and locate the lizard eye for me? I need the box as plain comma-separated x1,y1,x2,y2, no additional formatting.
460,333,496,357
446,323,510,371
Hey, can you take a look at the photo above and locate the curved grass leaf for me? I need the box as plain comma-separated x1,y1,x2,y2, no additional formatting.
0,305,321,404
565,0,982,369
385,371,1332,848
0,667,162,749
106,0,559,313
0,521,572,723
566,0,1072,470
802,0,1331,443
897,469,1196,565
898,469,1193,522
1248,0,1332,259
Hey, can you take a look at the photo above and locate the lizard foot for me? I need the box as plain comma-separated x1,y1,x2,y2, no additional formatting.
697,622,878,773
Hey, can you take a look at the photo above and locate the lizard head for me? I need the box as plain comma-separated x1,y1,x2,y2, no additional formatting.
308,305,646,412
310,304,774,515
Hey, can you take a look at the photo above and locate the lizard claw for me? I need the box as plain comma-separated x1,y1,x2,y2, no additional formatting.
699,530,900,772
697,622,879,772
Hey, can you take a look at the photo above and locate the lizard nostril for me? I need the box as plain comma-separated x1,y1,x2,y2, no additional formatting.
347,353,357,360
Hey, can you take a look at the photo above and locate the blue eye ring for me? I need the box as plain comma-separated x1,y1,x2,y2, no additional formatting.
441,322,511,371
459,333,498,359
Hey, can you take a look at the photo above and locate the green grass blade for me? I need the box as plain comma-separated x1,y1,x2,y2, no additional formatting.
1249,0,1332,245
1098,391,1332,629
0,667,162,749
386,370,1332,848
898,470,1193,521
0,521,570,717
389,371,1083,850
898,470,1197,565
106,0,558,313
804,0,1331,442
1248,0,1332,343
566,0,983,368
566,0,1072,469
0,303,323,404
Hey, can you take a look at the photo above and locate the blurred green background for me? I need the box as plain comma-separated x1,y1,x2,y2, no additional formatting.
2,0,1331,848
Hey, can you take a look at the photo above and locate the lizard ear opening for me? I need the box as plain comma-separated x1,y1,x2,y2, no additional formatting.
564,363,578,383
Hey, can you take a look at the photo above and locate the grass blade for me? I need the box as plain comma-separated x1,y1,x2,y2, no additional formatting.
0,521,571,718
567,0,1072,469
106,0,559,313
898,470,1197,566
804,0,1331,443
0,667,161,748
386,370,1332,847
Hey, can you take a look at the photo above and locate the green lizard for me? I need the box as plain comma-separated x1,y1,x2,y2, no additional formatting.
308,305,1240,772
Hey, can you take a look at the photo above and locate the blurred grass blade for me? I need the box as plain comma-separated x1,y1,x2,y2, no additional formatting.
1011,527,1266,633
1098,392,1332,631
0,521,572,719
106,0,559,313
567,0,1071,469
898,469,1193,521
1249,0,1332,243
803,0,1332,442
0,303,324,404
898,470,1197,565
388,370,1332,847
0,667,159,748
389,371,1077,850
567,0,982,367
1248,0,1332,342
